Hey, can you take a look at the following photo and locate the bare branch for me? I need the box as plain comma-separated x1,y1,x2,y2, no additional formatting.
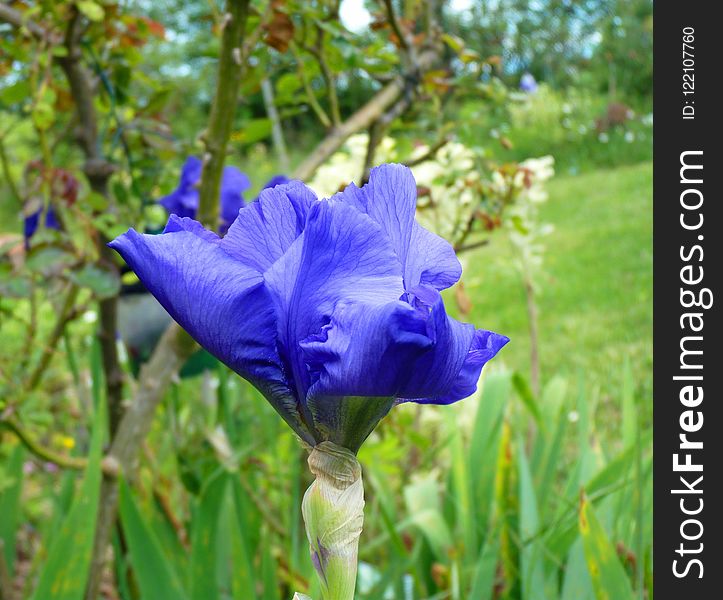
261,77,290,172
454,238,490,253
23,284,82,393
361,120,385,183
360,85,416,182
290,42,332,129
292,45,441,181
403,134,451,167
303,25,342,127
0,3,50,39
382,0,410,53
0,414,87,471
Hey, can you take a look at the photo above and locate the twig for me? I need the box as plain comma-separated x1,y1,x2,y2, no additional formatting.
0,415,87,471
403,134,451,167
59,7,126,441
360,79,416,183
261,77,290,172
196,0,250,227
292,45,440,181
23,284,80,393
290,42,332,129
361,120,385,183
0,137,23,206
382,0,410,53
0,3,50,39
453,238,490,253
303,25,342,126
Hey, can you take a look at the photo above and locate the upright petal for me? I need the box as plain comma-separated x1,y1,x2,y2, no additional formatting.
45,206,61,231
405,223,462,291
159,188,199,218
219,166,251,231
220,182,316,273
333,163,415,271
334,163,461,291
24,210,40,242
264,200,405,402
108,216,312,443
179,156,203,188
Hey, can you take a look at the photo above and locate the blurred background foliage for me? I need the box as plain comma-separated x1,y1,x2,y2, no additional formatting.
0,0,651,598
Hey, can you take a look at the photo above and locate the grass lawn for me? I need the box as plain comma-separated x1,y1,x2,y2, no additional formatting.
460,161,653,406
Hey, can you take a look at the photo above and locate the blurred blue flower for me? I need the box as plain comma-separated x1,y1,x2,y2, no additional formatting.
111,164,508,451
158,156,252,233
23,165,78,247
24,205,60,246
520,72,538,93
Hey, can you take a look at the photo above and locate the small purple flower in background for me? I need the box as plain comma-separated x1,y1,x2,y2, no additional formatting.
159,157,290,234
24,204,60,245
520,72,538,93
112,163,508,452
22,163,79,247
158,156,252,233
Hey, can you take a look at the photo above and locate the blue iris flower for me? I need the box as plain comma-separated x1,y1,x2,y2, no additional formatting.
158,156,252,234
24,205,61,249
520,72,538,93
111,164,509,452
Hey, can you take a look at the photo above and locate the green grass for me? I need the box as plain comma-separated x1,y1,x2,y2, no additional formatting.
462,162,653,405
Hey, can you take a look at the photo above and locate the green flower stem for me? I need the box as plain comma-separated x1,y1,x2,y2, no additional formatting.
301,441,364,600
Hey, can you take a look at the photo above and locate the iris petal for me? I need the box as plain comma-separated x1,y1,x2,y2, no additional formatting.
264,199,405,402
254,174,291,202
179,156,203,188
159,157,252,233
398,285,509,404
24,210,40,241
219,166,251,232
332,163,414,269
334,163,461,291
108,215,312,443
406,223,462,290
221,182,315,273
300,300,432,398
298,300,432,451
408,328,510,405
